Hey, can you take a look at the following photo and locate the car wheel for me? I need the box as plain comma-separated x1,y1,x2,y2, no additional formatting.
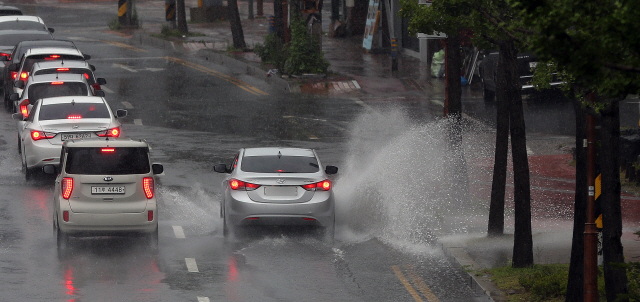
56,222,69,255
481,77,495,102
146,227,159,251
17,136,21,155
22,157,33,181
222,214,230,238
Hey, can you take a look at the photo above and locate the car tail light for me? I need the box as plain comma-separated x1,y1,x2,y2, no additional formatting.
46,54,61,60
67,114,82,119
63,211,69,222
62,177,73,199
0,52,9,57
51,81,64,85
10,71,17,80
57,68,70,71
101,148,115,153
148,210,154,221
19,72,28,81
229,179,260,191
19,99,29,118
31,130,56,141
84,73,90,80
96,127,120,137
92,83,101,91
143,177,154,199
302,179,332,191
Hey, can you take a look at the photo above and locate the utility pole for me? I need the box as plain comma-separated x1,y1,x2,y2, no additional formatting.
176,0,188,34
584,92,598,302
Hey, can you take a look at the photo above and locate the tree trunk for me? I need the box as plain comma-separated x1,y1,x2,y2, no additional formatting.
487,51,510,236
445,33,462,116
600,100,629,301
500,40,533,268
565,99,587,302
228,0,247,49
176,0,188,34
273,0,285,44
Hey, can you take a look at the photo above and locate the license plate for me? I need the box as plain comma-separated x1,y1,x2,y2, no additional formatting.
529,62,538,69
61,133,92,141
91,186,126,194
264,186,297,196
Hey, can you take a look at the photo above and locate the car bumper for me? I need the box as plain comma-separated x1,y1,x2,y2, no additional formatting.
225,191,335,228
57,202,157,235
24,139,61,169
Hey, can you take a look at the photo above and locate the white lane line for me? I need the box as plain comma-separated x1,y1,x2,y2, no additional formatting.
172,225,186,238
350,97,372,110
197,297,210,302
121,101,134,109
185,258,199,272
352,80,361,89
101,86,115,94
113,63,138,72
309,135,318,140
134,119,143,125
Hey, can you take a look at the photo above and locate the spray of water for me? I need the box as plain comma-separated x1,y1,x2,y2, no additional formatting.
334,107,494,249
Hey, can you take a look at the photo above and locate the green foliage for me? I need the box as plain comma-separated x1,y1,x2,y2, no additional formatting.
517,265,568,300
108,16,121,30
254,33,288,72
283,16,329,75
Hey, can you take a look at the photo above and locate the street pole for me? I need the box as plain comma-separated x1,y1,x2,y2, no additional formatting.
257,0,264,17
584,92,598,302
443,39,449,117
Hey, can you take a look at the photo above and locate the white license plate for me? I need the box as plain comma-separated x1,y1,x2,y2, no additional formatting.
264,186,297,196
91,186,126,194
529,62,538,69
61,133,92,141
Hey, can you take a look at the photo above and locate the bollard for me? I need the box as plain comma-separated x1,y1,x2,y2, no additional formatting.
268,15,275,34
391,37,398,72
118,0,127,25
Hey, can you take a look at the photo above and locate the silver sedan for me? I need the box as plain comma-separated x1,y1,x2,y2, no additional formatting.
214,147,338,239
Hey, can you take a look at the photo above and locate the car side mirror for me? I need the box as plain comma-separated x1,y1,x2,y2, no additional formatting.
325,165,338,175
8,63,18,71
214,164,228,173
152,163,164,175
14,81,24,89
89,64,96,71
48,27,55,33
83,54,91,60
12,112,25,121
116,109,127,118
97,78,107,85
95,90,105,97
42,164,57,175
9,93,19,101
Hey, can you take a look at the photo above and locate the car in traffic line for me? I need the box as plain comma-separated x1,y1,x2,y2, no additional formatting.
0,30,54,84
14,96,127,180
214,147,338,239
43,138,164,250
30,60,105,93
0,15,53,33
0,5,21,16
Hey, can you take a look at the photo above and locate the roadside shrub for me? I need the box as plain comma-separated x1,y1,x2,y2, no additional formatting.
517,265,568,300
283,16,329,75
254,33,288,71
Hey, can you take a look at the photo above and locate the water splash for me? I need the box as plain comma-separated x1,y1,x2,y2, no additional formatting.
334,107,493,248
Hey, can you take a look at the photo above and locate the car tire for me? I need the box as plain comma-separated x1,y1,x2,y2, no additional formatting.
222,214,230,238
17,136,21,155
56,222,69,256
481,77,495,102
147,227,159,251
323,216,335,243
22,157,33,181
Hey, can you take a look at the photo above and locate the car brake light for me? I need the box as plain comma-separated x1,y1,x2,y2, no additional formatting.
20,72,28,80
229,179,260,191
0,53,9,57
101,148,115,153
57,68,70,71
46,55,61,60
143,177,154,199
31,130,55,141
302,179,332,191
62,177,73,199
19,99,29,118
51,81,64,85
84,73,90,80
67,114,82,119
92,83,101,90
10,71,17,80
96,128,120,137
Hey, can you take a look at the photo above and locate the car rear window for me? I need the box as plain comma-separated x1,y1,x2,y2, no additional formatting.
65,147,150,175
27,82,88,102
0,21,45,31
0,10,22,16
39,102,110,120
34,68,95,84
23,54,84,73
0,33,52,46
241,155,320,173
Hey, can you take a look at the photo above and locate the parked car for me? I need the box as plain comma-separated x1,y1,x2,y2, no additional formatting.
213,147,338,239
0,5,21,16
10,73,105,115
0,39,79,93
13,95,127,180
43,138,163,250
478,51,564,102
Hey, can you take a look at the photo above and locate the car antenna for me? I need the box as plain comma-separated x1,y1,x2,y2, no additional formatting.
278,151,282,159
71,99,75,106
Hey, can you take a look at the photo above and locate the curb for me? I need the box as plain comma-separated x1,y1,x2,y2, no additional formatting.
439,241,506,301
128,31,296,94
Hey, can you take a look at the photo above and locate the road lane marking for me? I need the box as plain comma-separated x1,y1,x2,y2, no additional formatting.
101,86,115,94
404,265,441,302
113,63,138,73
172,225,186,238
102,40,147,52
309,135,318,139
121,101,134,109
392,265,424,302
197,297,210,302
185,258,199,272
164,56,268,96
352,80,361,89
134,119,143,125
350,97,372,110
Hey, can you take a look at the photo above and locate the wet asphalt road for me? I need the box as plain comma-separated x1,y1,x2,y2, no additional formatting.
0,2,496,302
